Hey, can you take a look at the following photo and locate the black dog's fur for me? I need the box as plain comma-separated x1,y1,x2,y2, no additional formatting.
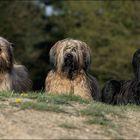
102,49,140,105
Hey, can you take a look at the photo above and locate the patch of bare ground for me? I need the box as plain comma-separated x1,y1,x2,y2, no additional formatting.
0,106,108,139
0,97,140,139
111,111,140,139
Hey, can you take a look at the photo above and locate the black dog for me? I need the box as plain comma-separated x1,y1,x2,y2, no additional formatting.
102,49,140,105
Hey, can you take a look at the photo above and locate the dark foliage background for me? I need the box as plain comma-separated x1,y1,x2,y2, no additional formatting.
0,0,140,90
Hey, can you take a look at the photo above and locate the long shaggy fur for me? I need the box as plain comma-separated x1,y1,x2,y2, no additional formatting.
102,49,140,105
0,37,31,92
45,38,100,100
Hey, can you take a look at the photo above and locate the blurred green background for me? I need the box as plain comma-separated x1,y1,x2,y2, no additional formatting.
0,0,140,90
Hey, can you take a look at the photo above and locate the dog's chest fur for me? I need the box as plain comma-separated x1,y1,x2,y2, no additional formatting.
45,70,92,99
0,73,12,91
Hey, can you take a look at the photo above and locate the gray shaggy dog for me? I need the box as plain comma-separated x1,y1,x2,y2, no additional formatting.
45,38,100,100
0,37,31,92
102,49,140,105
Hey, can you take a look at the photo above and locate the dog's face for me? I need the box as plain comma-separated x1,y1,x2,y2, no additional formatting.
0,37,13,72
50,38,91,78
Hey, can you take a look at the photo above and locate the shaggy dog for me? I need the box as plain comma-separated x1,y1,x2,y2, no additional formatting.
102,49,140,105
0,37,31,92
45,38,100,100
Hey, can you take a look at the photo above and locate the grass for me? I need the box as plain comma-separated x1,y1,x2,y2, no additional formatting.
59,123,78,129
80,103,118,127
0,92,89,115
20,102,66,113
0,91,89,103
80,103,124,117
0,91,139,110
0,91,15,98
86,116,115,129
37,94,90,104
0,91,140,139
0,91,140,127
2,92,89,114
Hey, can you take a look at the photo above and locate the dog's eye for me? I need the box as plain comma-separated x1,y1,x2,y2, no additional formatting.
72,48,76,52
0,48,2,52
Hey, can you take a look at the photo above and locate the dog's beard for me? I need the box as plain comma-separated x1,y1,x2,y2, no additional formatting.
62,53,79,79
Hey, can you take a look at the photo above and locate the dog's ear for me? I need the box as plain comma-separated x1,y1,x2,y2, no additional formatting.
49,41,60,69
82,43,91,71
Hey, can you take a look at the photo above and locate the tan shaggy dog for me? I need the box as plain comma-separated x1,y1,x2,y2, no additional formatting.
0,37,31,92
45,38,100,100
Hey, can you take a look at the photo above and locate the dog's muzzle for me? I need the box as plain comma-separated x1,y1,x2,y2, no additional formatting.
64,53,73,66
62,53,78,78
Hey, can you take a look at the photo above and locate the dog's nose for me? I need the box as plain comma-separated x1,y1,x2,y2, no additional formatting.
66,53,73,59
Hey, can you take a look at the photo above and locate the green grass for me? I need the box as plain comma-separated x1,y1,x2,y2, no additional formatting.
37,94,90,104
21,94,89,113
80,102,140,127
0,91,16,98
19,102,66,113
0,91,89,103
80,103,123,117
0,91,18,102
59,123,78,129
86,116,114,127
80,103,118,127
0,91,139,113
1,92,89,114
